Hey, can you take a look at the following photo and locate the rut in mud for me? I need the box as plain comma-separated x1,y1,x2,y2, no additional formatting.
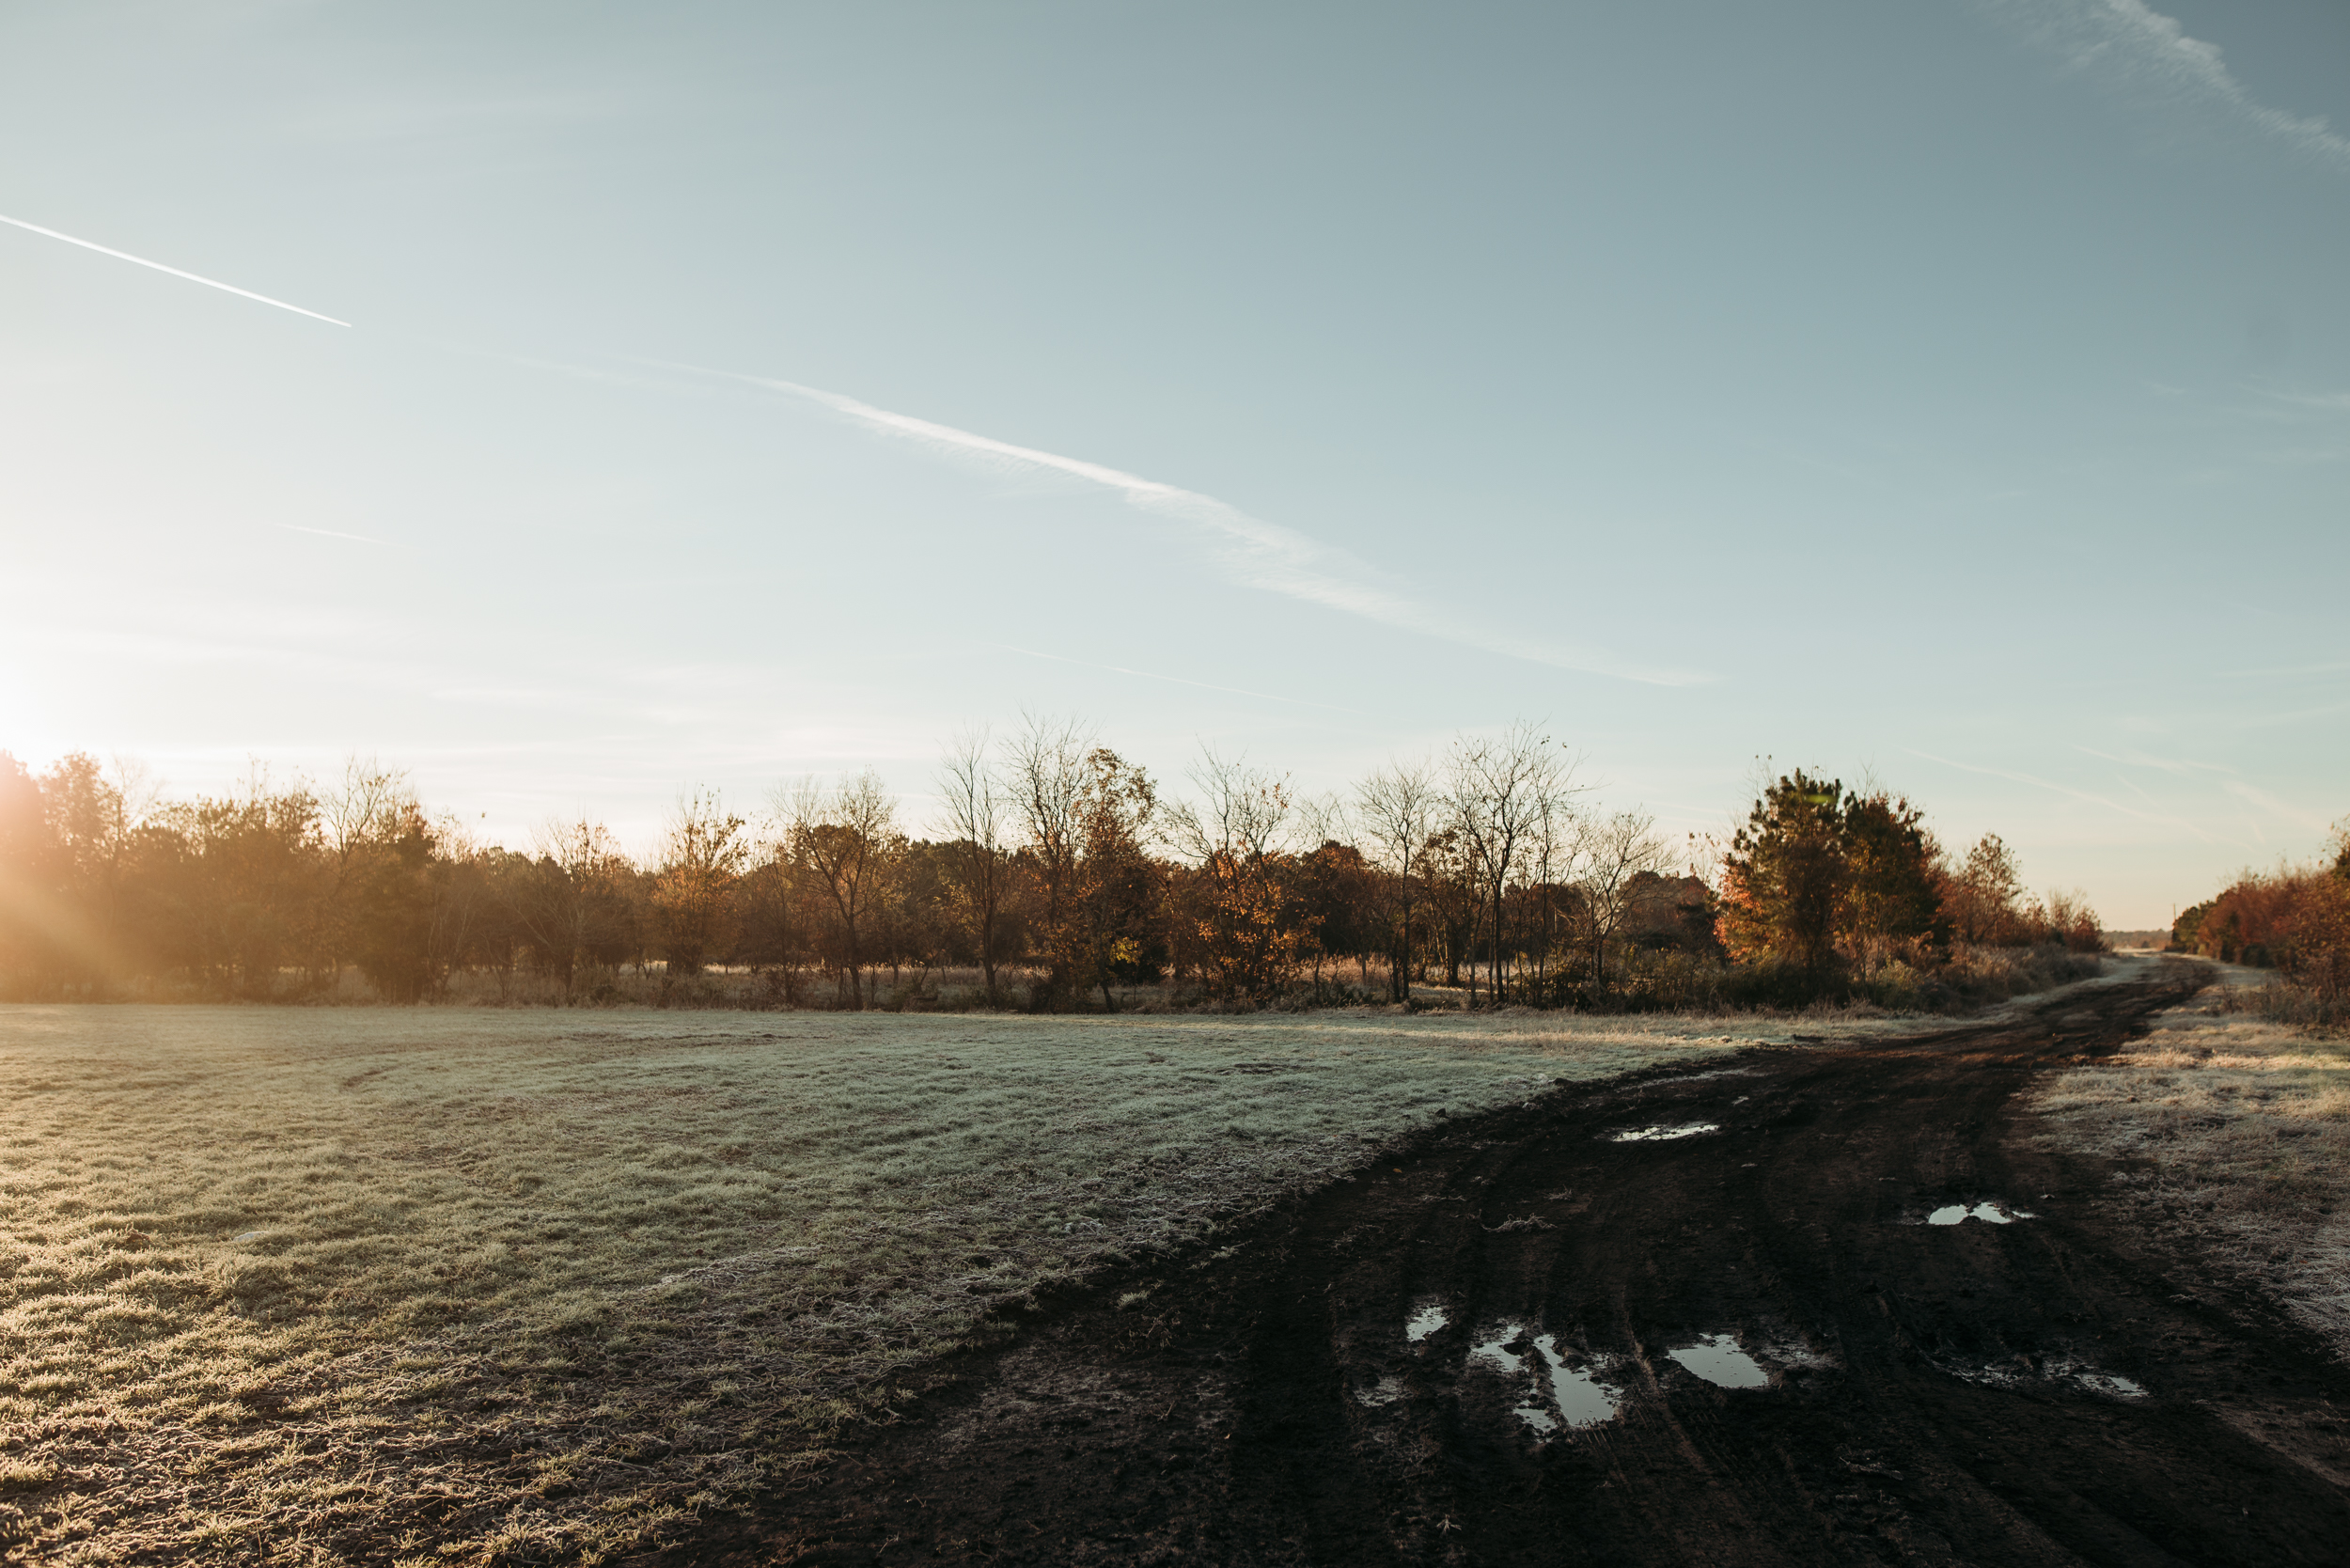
679,969,2350,1565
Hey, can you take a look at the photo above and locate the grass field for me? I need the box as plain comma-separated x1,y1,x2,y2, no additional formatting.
0,1002,1918,1565
2026,966,2350,1362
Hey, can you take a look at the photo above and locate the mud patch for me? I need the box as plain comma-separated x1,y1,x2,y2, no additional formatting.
667,969,2350,1568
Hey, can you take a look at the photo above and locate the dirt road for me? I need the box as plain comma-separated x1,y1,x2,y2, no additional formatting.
684,967,2350,1565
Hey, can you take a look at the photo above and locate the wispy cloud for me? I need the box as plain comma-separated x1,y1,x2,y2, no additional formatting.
2074,744,2234,775
666,365,1708,687
0,212,350,325
1907,747,2218,839
2221,780,2336,835
1992,0,2350,173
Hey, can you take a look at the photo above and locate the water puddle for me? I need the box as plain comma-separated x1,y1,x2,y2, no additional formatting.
1667,1333,1770,1388
2071,1368,2148,1400
1468,1322,1526,1375
1608,1122,1720,1143
1405,1302,1449,1343
1355,1375,1404,1408
1925,1201,2036,1226
1940,1354,2149,1401
1532,1334,1622,1427
1469,1322,1624,1435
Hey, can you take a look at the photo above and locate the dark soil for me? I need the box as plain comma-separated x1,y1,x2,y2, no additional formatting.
667,964,2350,1565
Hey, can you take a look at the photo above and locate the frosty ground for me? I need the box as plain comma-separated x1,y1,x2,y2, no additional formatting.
1,1002,1884,1564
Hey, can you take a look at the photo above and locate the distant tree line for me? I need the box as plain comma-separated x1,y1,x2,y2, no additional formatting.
0,724,2102,1010
2170,826,2350,1024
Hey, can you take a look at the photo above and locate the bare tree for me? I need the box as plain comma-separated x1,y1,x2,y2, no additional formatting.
318,756,413,983
1006,713,1092,965
1164,746,1294,865
779,769,899,1009
1577,808,1673,995
509,817,630,996
935,726,1012,996
1355,760,1438,1001
1525,780,1590,996
1446,723,1581,1006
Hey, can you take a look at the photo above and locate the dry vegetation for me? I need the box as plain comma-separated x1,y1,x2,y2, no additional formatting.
2026,962,2350,1362
0,1002,1924,1564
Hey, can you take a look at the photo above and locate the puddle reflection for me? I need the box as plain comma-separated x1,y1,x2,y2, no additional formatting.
1470,1322,1625,1435
1533,1333,1622,1426
1668,1333,1770,1388
1609,1122,1721,1143
1926,1201,2036,1226
1405,1302,1449,1343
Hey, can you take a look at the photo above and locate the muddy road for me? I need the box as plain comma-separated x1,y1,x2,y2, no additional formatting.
690,968,2350,1565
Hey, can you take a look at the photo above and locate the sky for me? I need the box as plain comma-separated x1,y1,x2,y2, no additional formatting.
1,0,2344,925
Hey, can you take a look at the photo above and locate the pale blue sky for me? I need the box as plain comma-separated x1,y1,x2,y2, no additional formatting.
3,1,2345,924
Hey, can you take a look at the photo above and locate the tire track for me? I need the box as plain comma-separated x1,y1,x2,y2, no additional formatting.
683,969,2350,1565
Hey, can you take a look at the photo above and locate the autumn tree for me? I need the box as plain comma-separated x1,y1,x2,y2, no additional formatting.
651,789,749,978
780,771,899,1008
1068,748,1160,1009
1841,790,1948,963
504,817,634,996
1418,826,1482,989
1166,749,1299,1004
1940,833,2021,946
1718,770,1850,991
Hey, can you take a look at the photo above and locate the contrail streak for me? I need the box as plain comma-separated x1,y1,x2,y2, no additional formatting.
660,362,1706,686
1906,748,2217,840
0,212,350,326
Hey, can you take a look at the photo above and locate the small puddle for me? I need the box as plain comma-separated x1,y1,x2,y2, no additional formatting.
1940,1354,2149,1400
1532,1334,1622,1427
1355,1375,1404,1408
1608,1122,1720,1143
1470,1323,1624,1435
2073,1370,2148,1400
1468,1322,1526,1375
1405,1302,1449,1343
1667,1333,1770,1388
1926,1201,2036,1226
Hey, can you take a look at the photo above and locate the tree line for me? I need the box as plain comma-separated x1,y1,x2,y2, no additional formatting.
0,723,2102,1010
2170,826,2350,1024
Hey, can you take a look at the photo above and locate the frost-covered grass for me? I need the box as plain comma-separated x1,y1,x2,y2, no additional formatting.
1,1004,1779,1565
2026,969,2350,1364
